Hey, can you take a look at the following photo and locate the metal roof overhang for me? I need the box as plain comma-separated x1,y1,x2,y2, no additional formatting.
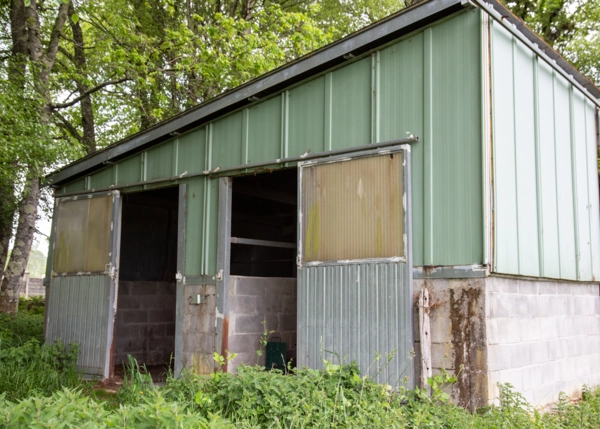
46,0,600,187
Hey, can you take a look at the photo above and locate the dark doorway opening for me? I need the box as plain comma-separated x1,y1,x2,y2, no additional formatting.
227,169,298,372
114,187,178,380
231,169,297,277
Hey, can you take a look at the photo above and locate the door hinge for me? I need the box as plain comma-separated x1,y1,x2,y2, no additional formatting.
215,269,223,281
175,271,185,284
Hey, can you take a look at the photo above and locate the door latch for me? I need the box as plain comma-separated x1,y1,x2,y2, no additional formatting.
104,263,117,280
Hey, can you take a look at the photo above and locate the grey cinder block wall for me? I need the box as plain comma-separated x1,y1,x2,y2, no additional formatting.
115,281,176,366
227,276,297,373
414,277,600,410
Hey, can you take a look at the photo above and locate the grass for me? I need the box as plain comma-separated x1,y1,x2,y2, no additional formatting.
1,297,600,428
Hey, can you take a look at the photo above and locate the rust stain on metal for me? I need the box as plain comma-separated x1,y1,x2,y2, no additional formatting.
449,285,488,411
220,316,229,373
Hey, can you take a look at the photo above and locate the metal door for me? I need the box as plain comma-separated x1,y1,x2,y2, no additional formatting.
45,191,121,378
297,145,414,387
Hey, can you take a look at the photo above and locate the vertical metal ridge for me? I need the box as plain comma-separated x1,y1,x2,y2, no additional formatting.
423,27,434,266
532,56,545,277
568,87,581,280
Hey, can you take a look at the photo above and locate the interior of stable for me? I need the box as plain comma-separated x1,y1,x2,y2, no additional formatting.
228,169,298,370
114,187,178,378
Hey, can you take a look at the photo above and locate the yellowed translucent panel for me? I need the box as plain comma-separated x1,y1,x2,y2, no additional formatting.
302,153,404,262
53,196,113,273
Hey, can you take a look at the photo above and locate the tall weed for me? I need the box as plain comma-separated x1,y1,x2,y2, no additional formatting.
0,340,80,401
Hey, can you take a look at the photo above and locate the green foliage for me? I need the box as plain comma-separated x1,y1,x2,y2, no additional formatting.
162,362,407,428
0,340,80,401
116,354,155,405
0,388,234,429
0,312,44,349
1,350,600,428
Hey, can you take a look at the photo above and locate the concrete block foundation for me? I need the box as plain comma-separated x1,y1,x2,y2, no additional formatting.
415,276,600,409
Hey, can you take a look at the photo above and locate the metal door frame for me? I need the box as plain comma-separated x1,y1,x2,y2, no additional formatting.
174,183,187,376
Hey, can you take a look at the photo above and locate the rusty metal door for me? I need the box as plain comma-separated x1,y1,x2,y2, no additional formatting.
45,191,121,378
297,145,414,387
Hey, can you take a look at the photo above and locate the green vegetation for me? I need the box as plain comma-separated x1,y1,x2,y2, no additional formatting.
1,298,600,427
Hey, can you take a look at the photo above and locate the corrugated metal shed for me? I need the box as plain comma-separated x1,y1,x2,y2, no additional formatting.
54,9,484,276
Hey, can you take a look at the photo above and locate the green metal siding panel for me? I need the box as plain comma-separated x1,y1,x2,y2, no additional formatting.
116,154,142,185
585,103,600,280
330,57,372,150
287,76,325,157
146,140,173,180
61,178,86,195
177,129,206,175
246,96,282,164
379,32,425,266
572,92,592,280
211,112,243,168
89,166,114,190
537,61,561,278
553,75,577,280
491,20,600,281
205,178,219,274
429,10,483,266
184,177,205,276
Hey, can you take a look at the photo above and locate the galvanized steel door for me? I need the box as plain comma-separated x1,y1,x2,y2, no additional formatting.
297,145,414,387
46,191,121,379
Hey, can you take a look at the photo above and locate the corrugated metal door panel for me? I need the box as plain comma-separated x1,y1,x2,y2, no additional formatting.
379,32,424,266
537,61,561,279
572,92,592,280
585,104,600,279
287,76,325,157
430,9,483,266
177,128,206,176
298,263,412,385
247,96,282,163
46,192,119,378
297,147,413,387
513,43,539,277
146,140,173,180
553,75,577,280
47,275,111,374
211,111,243,168
89,166,114,190
330,57,371,150
491,23,519,274
116,154,142,186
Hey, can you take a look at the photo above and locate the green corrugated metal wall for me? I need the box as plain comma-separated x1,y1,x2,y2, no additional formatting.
491,21,600,281
57,9,484,276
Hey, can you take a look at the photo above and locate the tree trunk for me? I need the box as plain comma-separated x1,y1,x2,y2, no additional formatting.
69,1,96,155
0,180,16,281
0,176,39,314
